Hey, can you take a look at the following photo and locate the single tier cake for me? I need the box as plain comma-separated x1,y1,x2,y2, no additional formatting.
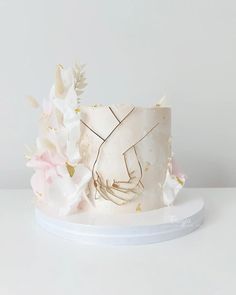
26,63,185,216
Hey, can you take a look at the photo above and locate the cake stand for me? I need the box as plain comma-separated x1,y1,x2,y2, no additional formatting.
35,190,204,245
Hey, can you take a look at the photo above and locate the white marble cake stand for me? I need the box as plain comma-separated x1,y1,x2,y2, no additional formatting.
35,190,204,245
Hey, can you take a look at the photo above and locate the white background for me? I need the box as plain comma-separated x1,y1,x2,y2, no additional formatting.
0,0,235,188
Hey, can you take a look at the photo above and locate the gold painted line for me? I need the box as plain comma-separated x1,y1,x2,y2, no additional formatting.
109,107,121,123
80,119,105,141
123,122,160,154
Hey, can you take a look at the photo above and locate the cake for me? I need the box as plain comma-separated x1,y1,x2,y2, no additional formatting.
26,63,185,216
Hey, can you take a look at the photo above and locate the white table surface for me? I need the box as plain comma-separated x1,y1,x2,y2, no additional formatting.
0,188,236,295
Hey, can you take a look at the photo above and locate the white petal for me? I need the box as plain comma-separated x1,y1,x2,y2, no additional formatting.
162,169,185,206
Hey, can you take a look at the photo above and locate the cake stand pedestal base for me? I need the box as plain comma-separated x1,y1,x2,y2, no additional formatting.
35,190,204,245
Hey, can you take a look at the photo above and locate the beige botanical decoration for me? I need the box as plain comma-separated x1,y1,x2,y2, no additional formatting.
55,64,65,96
26,62,92,216
27,96,39,108
73,62,87,101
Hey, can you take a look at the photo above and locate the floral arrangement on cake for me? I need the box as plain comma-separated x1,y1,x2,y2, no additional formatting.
26,63,91,216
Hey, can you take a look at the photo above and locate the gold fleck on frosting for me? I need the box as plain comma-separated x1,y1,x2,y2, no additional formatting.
66,162,75,177
144,161,151,171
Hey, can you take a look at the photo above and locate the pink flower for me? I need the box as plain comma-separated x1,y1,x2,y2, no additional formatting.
27,151,65,196
27,151,91,216
27,151,65,170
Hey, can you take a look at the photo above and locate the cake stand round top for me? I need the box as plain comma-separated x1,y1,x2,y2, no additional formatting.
35,190,204,245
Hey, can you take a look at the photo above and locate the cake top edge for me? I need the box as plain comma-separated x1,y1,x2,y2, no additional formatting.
80,104,171,110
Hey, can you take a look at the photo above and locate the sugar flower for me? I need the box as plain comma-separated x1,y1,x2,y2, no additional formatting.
162,158,186,206
26,63,91,216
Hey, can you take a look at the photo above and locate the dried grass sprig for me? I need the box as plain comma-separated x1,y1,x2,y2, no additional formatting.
73,62,87,103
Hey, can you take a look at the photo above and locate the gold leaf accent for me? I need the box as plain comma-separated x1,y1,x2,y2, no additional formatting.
176,176,184,186
136,203,142,212
66,162,75,177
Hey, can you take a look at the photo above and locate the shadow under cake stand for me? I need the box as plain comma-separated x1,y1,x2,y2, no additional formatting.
35,190,204,245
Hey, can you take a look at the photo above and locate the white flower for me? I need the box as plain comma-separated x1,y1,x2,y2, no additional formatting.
162,159,186,206
27,62,91,216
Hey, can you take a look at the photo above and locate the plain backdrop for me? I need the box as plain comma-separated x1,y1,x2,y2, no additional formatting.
0,0,235,188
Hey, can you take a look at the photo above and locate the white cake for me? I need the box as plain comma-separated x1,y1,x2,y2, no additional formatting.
79,105,171,213
26,63,185,217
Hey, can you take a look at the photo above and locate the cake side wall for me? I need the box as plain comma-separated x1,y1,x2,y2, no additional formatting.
79,105,171,214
